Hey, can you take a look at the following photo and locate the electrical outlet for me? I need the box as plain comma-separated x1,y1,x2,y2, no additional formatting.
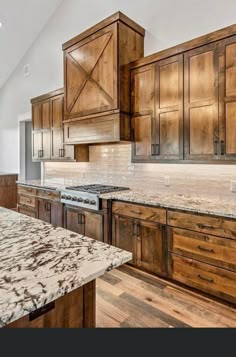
164,176,170,187
24,64,30,76
230,181,236,192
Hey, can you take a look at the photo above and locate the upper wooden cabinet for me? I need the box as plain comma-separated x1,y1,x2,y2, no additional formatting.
184,43,219,161
31,89,89,162
131,24,236,163
132,55,183,162
62,12,145,144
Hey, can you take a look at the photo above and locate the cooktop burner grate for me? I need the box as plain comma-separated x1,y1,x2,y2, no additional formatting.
65,184,129,194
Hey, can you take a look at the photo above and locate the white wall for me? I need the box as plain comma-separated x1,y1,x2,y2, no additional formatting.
1,0,236,172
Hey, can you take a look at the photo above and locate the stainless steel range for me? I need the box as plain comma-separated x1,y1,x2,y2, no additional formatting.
61,184,129,210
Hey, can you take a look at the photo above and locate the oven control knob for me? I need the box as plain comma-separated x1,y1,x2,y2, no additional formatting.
66,196,71,200
72,197,77,201
77,197,83,202
90,200,96,205
84,199,89,204
61,195,66,199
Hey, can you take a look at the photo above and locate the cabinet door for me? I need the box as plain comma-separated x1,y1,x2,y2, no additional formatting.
32,131,42,161
38,199,51,223
32,103,42,130
65,208,85,235
51,95,64,160
51,128,63,160
84,211,103,241
136,221,166,275
42,130,51,160
155,55,184,160
64,23,118,120
41,100,50,129
218,35,236,159
184,43,219,160
112,215,136,265
131,64,156,161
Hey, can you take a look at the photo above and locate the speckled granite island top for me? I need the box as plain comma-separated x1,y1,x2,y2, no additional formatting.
100,190,236,219
0,207,131,327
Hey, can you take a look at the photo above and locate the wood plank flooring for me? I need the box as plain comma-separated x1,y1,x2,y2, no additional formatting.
96,267,236,328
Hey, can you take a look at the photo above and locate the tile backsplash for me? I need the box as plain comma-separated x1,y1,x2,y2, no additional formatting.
44,143,236,201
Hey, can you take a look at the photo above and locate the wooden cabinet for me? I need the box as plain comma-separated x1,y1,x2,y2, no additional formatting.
112,215,136,265
63,12,145,144
31,89,89,162
38,199,63,226
131,55,184,162
184,43,219,160
167,209,236,303
131,24,236,163
218,35,236,160
136,220,166,274
65,207,104,241
0,174,17,209
17,185,63,227
112,201,167,275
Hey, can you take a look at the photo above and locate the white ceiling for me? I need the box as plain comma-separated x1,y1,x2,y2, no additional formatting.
0,0,63,88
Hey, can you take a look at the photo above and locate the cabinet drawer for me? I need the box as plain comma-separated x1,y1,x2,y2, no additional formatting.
112,201,166,224
167,210,236,240
170,254,236,304
168,227,236,272
36,189,60,201
17,185,36,196
18,194,36,208
18,206,37,218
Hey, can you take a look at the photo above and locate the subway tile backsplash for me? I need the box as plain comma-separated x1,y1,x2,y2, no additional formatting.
44,143,236,202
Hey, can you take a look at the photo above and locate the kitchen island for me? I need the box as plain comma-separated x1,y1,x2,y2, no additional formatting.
0,207,131,328
0,173,18,209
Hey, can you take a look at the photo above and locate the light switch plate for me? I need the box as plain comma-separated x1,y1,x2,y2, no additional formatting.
230,181,236,192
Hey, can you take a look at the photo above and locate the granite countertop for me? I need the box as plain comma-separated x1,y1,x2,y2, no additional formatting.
16,179,65,191
0,207,132,327
100,190,236,219
17,180,236,219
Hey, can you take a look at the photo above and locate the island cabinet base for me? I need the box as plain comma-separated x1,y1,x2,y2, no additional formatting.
6,281,96,328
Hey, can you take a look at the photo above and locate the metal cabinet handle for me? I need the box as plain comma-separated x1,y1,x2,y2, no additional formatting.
29,301,55,321
151,144,156,156
78,214,85,225
198,223,214,230
197,245,214,253
155,144,160,156
214,140,218,155
151,144,160,156
198,274,214,283
220,140,225,155
59,149,65,158
130,210,142,215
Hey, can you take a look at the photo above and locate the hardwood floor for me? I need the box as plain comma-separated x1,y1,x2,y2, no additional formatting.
96,267,236,328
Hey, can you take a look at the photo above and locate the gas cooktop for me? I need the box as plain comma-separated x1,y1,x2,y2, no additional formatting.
65,184,130,194
61,184,130,210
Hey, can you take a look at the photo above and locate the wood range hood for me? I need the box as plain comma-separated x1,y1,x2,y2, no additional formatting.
62,11,145,145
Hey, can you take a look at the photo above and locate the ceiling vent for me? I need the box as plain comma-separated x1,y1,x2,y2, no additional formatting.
24,64,30,76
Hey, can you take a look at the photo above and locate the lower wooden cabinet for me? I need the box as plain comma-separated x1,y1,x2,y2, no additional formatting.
65,207,104,242
169,254,236,304
38,199,63,226
112,212,166,275
112,215,136,265
136,220,166,274
18,206,37,218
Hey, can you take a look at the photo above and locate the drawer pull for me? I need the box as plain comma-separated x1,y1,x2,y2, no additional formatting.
198,274,214,283
130,210,142,215
198,223,215,230
197,245,214,253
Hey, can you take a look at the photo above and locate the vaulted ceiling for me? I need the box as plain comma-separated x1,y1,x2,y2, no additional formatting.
0,0,63,88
